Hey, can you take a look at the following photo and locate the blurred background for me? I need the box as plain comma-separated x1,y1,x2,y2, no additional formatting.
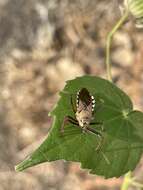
0,0,143,189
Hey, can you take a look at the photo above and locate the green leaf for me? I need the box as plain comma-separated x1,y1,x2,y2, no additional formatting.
124,0,143,27
15,76,143,178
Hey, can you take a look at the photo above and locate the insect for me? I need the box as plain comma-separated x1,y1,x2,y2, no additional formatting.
61,88,104,150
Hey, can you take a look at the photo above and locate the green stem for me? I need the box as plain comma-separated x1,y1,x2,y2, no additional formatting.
121,171,143,190
106,10,129,81
132,181,143,188
121,172,132,190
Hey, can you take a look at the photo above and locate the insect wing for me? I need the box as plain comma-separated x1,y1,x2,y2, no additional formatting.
77,88,91,111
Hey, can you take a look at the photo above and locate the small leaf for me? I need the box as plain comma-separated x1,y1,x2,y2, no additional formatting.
124,0,143,27
15,76,143,178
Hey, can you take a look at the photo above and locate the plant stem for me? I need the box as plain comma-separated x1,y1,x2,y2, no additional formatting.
132,181,143,188
106,10,129,81
121,171,143,190
121,172,132,190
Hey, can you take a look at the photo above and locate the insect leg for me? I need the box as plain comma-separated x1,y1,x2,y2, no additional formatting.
90,122,104,132
86,126,102,136
90,122,102,125
68,115,77,123
86,126,104,151
61,116,78,133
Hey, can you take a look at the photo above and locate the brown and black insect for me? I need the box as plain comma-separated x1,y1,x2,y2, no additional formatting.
61,88,104,149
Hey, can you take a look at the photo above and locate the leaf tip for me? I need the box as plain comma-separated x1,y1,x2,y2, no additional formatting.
14,156,33,172
14,164,22,172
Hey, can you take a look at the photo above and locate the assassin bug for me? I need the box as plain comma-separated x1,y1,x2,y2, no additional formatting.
61,88,104,150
